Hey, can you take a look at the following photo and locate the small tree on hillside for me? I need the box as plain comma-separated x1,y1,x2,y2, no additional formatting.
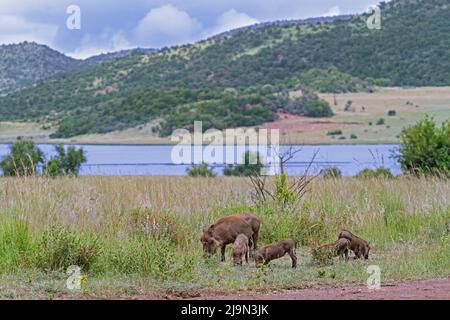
0,140,44,176
397,117,449,177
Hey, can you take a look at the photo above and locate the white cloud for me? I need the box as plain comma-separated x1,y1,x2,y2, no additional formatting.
323,6,341,17
206,9,259,36
66,31,132,59
133,4,201,47
0,15,58,46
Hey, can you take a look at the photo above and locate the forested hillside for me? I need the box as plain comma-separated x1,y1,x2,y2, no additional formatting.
0,43,155,95
0,0,448,138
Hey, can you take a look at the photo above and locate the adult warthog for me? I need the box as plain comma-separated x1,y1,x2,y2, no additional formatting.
200,213,260,262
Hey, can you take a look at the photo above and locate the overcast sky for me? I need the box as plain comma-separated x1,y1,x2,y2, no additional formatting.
0,0,384,59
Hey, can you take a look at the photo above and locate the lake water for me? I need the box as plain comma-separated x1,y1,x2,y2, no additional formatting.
0,144,401,176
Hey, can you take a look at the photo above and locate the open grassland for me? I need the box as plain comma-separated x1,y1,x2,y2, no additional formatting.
1,87,449,145
0,176,449,299
273,87,450,144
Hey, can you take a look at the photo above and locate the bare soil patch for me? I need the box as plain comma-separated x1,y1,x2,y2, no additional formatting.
189,278,450,300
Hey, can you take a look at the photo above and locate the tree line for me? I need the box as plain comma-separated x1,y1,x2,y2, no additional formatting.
0,140,86,177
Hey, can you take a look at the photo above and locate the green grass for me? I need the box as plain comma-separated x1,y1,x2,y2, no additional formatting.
0,176,448,299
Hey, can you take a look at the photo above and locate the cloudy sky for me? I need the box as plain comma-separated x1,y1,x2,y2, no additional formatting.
0,0,383,59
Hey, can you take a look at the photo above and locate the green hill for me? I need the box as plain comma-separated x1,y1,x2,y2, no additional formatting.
0,0,449,138
0,42,155,95
0,42,82,95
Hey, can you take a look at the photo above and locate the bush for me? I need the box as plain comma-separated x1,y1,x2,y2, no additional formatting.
327,129,343,136
0,140,44,176
224,151,264,176
350,133,358,139
376,118,386,125
356,167,394,179
186,163,216,177
388,110,397,116
320,167,342,179
278,87,334,117
398,117,449,176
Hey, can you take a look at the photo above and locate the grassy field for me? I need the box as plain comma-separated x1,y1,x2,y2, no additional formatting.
279,87,450,144
0,176,448,299
1,87,449,145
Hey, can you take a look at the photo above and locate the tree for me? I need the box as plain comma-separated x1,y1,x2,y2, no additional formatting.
0,140,44,176
186,163,216,177
397,117,449,176
44,145,87,177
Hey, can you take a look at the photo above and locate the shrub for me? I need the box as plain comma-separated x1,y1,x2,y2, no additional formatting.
388,110,397,116
356,167,394,179
186,163,216,177
350,133,358,139
278,87,334,117
320,167,342,179
0,140,44,176
274,172,298,208
327,129,343,136
224,151,264,176
376,118,385,125
397,117,449,176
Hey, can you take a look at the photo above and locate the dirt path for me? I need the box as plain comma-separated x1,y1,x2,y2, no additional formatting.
192,278,450,300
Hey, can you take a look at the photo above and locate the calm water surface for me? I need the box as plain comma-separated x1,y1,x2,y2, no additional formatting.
0,144,401,176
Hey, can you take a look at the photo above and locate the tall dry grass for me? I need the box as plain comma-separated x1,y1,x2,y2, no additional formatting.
0,176,448,295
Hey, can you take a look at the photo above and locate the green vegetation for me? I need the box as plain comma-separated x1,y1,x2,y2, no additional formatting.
286,68,376,93
0,141,86,177
388,110,397,116
186,163,216,177
320,167,342,179
0,140,44,176
1,0,449,138
223,151,264,176
44,145,87,177
376,118,386,126
0,176,448,298
398,117,449,176
356,167,394,179
327,129,343,136
0,43,153,95
0,42,82,95
275,87,334,117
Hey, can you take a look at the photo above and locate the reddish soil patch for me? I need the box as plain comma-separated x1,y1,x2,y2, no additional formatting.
189,278,450,300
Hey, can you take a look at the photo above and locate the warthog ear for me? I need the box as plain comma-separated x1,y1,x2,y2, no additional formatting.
204,224,214,235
